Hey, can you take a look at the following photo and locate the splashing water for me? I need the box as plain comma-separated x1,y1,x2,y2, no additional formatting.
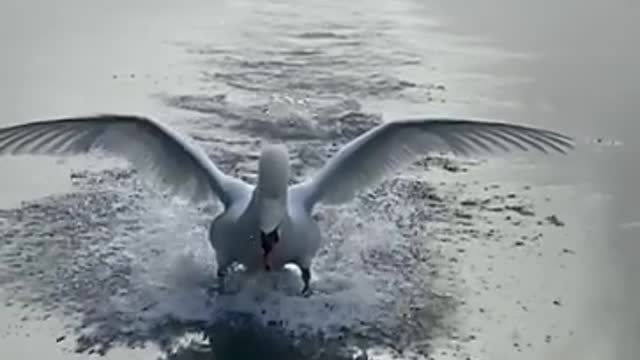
0,153,471,357
0,88,558,359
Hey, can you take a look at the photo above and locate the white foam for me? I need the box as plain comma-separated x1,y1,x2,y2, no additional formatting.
96,191,442,341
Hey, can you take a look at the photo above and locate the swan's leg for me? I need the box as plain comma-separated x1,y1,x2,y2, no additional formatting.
217,267,228,292
300,267,312,297
295,259,312,297
216,255,233,294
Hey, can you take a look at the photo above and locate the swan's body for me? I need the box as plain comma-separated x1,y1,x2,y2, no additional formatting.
208,168,322,291
0,114,574,295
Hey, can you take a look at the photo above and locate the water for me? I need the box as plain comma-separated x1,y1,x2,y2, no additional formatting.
0,0,637,359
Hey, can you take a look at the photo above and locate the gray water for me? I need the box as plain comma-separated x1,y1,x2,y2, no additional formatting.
0,0,637,359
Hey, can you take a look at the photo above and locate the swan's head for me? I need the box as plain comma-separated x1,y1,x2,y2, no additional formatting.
257,143,289,233
257,144,289,270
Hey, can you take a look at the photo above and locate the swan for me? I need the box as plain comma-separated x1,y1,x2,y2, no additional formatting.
0,114,574,295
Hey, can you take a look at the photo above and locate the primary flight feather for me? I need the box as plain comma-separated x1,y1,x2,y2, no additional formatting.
0,114,574,295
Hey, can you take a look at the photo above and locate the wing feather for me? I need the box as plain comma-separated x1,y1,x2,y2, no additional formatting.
291,118,574,209
0,114,250,206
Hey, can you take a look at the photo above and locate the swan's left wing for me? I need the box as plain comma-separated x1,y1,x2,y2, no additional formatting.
290,118,574,210
0,114,251,205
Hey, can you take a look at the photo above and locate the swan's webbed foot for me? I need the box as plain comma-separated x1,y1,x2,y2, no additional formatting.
300,267,312,297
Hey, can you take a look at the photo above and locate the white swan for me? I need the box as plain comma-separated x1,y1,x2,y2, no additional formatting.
0,114,574,295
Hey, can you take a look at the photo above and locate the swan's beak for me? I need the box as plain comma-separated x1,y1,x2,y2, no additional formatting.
258,194,286,271
260,228,279,271
259,197,286,234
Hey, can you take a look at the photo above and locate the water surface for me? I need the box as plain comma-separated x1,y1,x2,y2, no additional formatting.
0,0,636,359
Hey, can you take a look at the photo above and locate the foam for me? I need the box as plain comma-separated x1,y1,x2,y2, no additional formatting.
0,166,461,356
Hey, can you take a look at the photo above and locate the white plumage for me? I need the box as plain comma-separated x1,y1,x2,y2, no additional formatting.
0,114,574,295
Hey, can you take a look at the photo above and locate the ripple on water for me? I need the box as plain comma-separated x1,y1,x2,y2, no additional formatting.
0,7,562,356
0,144,558,360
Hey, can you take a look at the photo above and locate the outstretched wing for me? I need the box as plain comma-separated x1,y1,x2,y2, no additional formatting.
291,118,574,210
0,114,251,206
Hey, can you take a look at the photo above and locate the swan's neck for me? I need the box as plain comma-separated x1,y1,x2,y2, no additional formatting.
255,144,289,233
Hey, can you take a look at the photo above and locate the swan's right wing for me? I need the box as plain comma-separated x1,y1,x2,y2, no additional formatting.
290,118,574,210
0,114,251,206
